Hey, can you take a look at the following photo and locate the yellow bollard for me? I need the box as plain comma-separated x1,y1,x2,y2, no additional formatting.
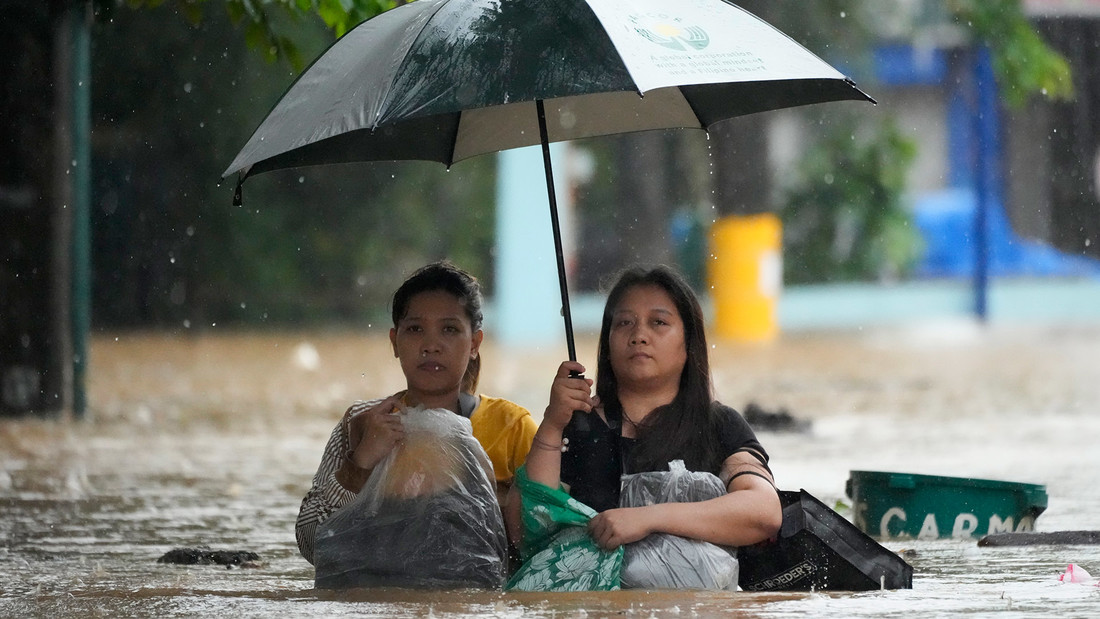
708,213,782,342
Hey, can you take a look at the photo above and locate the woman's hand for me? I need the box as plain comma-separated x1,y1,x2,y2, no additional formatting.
522,361,598,489
348,394,406,471
587,506,654,550
543,361,598,433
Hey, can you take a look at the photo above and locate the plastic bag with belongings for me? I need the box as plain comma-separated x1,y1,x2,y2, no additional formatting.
314,406,508,589
618,460,740,590
506,466,623,592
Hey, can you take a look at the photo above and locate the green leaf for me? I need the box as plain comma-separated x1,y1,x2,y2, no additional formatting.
948,0,1074,107
181,1,204,25
243,19,269,50
225,1,245,23
279,36,305,73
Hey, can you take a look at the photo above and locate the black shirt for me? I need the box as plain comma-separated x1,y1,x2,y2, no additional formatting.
559,402,769,513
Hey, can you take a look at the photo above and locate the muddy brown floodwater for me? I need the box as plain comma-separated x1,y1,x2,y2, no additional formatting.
2,322,1100,617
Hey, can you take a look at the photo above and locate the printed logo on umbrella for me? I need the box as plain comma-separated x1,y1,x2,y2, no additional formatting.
628,14,709,52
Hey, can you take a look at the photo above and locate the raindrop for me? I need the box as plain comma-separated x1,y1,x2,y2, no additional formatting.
183,82,193,93
212,322,217,327
824,173,835,184
240,302,247,309
186,226,195,236
183,320,191,328
169,257,175,264
299,176,305,183
71,159,78,168
840,11,846,18
199,122,205,128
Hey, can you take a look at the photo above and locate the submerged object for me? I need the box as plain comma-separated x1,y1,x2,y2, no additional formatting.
978,531,1100,547
157,548,260,567
738,490,913,591
847,470,1047,540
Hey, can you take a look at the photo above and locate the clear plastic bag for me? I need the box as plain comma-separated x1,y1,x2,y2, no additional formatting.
618,460,740,590
314,407,508,590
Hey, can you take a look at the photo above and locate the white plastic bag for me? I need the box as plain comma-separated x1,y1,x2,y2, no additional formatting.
619,460,740,590
314,407,507,589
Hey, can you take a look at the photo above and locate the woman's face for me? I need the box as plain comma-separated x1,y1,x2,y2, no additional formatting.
608,284,687,394
390,290,482,405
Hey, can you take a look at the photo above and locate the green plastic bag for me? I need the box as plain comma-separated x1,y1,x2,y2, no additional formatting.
505,466,623,591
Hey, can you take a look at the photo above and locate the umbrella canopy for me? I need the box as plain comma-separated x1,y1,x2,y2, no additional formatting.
224,0,875,357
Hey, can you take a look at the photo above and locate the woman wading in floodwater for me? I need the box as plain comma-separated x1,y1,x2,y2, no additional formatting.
297,261,537,587
509,266,781,589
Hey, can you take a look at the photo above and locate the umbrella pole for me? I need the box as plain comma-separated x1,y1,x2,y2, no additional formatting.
536,99,577,363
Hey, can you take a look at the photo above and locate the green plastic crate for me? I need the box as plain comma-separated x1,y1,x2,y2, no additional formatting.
846,470,1048,541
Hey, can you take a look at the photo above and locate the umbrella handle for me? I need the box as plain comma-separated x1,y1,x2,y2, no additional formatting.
536,99,577,363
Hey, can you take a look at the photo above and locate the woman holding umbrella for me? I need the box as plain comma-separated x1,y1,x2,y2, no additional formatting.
513,265,781,585
296,261,538,585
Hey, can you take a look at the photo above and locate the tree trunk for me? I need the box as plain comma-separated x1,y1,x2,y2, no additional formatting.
615,131,672,266
710,117,771,217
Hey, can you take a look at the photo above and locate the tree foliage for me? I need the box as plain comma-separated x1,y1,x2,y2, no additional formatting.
89,0,1081,321
948,0,1074,106
781,117,921,284
89,2,494,328
109,0,398,69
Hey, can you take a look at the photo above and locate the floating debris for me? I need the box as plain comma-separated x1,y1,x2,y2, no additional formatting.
157,547,261,568
978,531,1100,547
743,402,812,433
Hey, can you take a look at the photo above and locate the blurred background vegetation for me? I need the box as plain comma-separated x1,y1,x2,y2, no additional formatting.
80,0,1072,328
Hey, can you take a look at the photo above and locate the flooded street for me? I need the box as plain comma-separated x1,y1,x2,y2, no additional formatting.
3,322,1100,617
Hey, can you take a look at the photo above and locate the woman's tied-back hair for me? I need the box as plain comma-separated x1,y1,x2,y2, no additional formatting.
595,265,719,473
391,260,484,394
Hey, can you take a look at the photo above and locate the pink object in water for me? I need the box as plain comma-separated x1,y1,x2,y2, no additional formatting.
1058,564,1095,584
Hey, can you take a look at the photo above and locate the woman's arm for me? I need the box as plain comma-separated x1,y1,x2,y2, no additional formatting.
295,396,402,564
295,415,359,565
586,452,782,550
523,360,596,488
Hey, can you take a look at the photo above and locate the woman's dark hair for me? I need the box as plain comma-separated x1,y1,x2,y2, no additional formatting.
595,265,719,473
391,260,483,394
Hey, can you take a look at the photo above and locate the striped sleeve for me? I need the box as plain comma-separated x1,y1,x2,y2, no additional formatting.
294,399,380,565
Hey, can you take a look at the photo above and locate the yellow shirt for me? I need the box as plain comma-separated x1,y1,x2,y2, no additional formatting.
469,395,538,484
